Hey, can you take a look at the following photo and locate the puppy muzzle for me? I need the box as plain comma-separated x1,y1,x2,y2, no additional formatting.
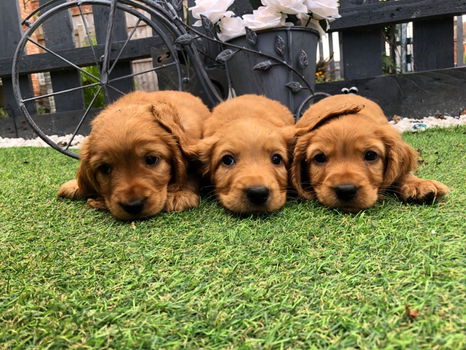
245,186,270,206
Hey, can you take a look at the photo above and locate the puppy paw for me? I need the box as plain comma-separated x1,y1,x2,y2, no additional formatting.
165,190,200,212
86,197,108,210
398,176,449,204
57,179,82,199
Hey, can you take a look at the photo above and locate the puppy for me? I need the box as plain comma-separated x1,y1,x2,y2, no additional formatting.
189,94,295,214
291,94,449,212
58,90,210,220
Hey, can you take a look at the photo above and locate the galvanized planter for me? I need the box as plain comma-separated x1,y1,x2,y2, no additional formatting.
226,26,319,116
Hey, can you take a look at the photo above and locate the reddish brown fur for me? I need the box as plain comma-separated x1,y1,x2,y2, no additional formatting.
58,90,210,220
291,94,449,212
188,94,295,213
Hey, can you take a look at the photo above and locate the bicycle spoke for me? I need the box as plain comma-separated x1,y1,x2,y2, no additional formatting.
77,4,99,67
65,86,103,151
27,38,100,82
105,84,126,97
101,0,118,78
108,61,177,83
108,18,142,76
21,82,101,103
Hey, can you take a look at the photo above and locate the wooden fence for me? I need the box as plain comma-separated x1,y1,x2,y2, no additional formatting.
319,0,466,119
1,0,466,138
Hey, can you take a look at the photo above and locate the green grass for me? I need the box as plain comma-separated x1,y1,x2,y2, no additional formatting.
0,127,465,349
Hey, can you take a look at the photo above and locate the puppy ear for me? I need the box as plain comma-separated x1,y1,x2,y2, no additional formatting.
290,133,314,199
76,139,100,197
150,102,191,190
150,102,194,154
281,125,297,148
379,126,418,188
297,101,364,135
183,136,218,176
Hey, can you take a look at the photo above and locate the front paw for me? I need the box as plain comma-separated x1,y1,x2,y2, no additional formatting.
399,177,449,204
57,179,81,199
86,197,108,210
165,190,200,212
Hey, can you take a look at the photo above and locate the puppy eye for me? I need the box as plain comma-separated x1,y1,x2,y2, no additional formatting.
313,153,327,163
221,155,236,167
98,163,112,175
145,155,160,167
271,154,283,165
364,151,378,161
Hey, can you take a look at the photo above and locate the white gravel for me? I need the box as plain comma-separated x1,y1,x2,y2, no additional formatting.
0,115,465,148
0,134,87,148
389,114,466,133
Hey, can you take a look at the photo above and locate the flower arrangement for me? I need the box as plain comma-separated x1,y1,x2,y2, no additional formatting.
190,0,340,41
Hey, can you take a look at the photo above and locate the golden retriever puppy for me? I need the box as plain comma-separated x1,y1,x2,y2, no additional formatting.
58,90,210,220
188,94,295,214
291,94,449,212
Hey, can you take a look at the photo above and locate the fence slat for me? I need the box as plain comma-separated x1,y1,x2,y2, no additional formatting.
333,0,466,31
93,5,133,102
0,37,163,78
318,66,466,118
0,0,36,136
39,0,83,112
413,17,454,71
457,16,464,66
340,28,384,80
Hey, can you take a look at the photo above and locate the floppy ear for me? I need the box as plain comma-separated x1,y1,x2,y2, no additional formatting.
150,102,192,190
297,102,364,134
151,102,194,153
379,126,418,188
76,139,100,197
183,136,218,177
281,125,297,147
279,125,299,168
290,133,314,200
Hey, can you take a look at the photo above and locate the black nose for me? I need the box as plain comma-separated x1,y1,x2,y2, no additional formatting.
245,186,270,205
334,184,358,202
119,198,145,215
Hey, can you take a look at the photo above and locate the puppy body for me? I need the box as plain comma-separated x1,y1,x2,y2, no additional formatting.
292,94,449,211
191,94,295,214
58,90,210,220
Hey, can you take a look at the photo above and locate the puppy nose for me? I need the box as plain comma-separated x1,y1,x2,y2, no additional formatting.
245,186,270,205
119,198,145,215
334,184,358,202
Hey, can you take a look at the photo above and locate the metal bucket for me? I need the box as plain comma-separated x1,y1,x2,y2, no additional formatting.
226,26,319,117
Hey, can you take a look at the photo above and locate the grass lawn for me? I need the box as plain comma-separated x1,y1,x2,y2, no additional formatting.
0,126,465,349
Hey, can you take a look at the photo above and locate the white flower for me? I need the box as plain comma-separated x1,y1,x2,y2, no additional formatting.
218,16,246,41
261,0,308,15
304,0,340,20
243,6,287,31
190,0,235,26
298,13,326,37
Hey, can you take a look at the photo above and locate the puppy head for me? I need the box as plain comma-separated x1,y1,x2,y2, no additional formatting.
77,102,189,220
192,119,294,213
292,101,417,212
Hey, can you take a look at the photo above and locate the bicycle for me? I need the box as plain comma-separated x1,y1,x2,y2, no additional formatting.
12,0,326,159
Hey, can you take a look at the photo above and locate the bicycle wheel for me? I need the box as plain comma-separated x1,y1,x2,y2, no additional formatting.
12,0,187,159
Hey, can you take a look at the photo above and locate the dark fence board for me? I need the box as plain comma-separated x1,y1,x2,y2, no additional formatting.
0,0,36,136
341,28,384,79
332,0,466,30
0,36,164,77
40,0,83,111
0,108,102,139
318,66,466,118
413,17,455,71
